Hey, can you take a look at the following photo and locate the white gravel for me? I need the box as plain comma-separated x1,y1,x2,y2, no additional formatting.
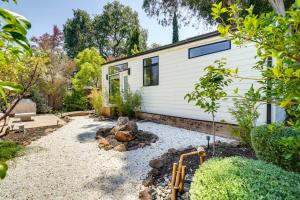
0,116,231,200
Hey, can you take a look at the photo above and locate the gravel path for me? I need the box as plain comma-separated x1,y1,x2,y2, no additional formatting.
0,116,231,200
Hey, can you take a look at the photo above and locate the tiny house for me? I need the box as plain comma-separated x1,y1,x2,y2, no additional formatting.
101,31,284,137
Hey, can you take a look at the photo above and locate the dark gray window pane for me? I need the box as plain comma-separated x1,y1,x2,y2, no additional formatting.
143,56,159,86
109,63,128,75
143,67,151,86
109,74,120,103
150,65,159,85
189,40,231,58
143,56,159,66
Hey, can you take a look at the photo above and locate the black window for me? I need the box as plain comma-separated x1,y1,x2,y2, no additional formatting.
143,56,159,86
188,40,231,59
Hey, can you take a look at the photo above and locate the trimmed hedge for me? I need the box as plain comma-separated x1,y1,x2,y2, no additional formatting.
251,124,300,172
190,157,300,200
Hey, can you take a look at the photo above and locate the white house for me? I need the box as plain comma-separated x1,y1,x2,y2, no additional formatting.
101,31,284,137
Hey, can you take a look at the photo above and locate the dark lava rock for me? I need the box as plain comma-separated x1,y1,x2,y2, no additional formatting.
95,127,113,139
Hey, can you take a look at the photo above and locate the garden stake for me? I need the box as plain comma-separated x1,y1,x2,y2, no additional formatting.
171,163,177,186
179,165,186,193
171,147,206,200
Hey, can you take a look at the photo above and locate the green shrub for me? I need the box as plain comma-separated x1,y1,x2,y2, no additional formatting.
88,88,103,115
115,88,142,117
251,123,300,172
63,89,88,111
229,86,260,145
190,157,300,200
0,140,23,161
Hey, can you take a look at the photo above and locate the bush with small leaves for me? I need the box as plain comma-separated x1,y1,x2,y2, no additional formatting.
251,123,300,172
63,89,88,111
115,88,142,118
88,88,103,115
190,157,300,200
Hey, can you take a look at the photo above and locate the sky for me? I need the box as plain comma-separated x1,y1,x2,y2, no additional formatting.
0,0,216,46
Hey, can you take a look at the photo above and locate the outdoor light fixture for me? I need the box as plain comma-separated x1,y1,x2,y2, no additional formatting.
206,136,210,149
106,74,108,80
127,68,131,75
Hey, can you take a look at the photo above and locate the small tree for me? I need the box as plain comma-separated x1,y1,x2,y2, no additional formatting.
185,60,232,154
72,48,105,91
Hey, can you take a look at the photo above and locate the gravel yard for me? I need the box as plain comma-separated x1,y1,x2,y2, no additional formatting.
0,116,231,200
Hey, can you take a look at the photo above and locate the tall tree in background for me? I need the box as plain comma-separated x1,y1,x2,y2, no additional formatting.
127,27,141,55
31,26,75,110
172,12,179,43
143,0,187,43
93,1,147,58
184,0,294,25
63,9,94,58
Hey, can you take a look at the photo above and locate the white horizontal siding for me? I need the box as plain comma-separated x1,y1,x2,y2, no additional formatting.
102,36,267,125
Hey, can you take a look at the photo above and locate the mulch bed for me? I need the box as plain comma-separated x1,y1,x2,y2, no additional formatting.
141,141,256,200
2,125,63,146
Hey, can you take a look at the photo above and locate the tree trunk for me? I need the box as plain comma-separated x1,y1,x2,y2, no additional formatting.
268,0,286,16
212,113,216,155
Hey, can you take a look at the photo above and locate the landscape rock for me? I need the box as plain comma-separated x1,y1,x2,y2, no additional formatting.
138,142,146,148
117,117,129,126
115,131,135,142
114,144,126,152
98,138,113,150
139,188,152,200
125,121,138,133
149,158,165,169
95,127,113,139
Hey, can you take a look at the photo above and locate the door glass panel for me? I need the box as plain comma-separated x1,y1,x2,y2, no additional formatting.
109,74,120,103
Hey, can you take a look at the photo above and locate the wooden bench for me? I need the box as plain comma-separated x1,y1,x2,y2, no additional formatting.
15,112,36,122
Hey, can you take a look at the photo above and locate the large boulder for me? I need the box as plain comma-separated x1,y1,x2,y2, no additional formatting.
117,117,129,126
10,98,36,115
112,117,139,142
115,131,135,142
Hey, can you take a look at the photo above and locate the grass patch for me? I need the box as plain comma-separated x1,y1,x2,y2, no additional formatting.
0,140,24,161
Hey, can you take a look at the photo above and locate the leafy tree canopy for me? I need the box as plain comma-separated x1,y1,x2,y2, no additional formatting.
143,0,188,43
31,25,75,110
93,0,147,58
72,48,105,91
153,0,294,26
63,9,94,58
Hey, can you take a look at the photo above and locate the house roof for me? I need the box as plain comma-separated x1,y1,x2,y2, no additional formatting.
103,30,220,65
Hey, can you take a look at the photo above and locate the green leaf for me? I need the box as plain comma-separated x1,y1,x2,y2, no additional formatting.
272,66,281,77
0,81,24,93
294,69,300,78
0,161,8,179
0,87,7,104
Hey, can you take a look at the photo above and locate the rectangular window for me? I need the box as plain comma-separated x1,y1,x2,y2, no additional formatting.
188,40,231,59
143,56,159,86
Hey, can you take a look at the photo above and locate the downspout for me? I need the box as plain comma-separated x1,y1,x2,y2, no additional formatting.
267,57,272,124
